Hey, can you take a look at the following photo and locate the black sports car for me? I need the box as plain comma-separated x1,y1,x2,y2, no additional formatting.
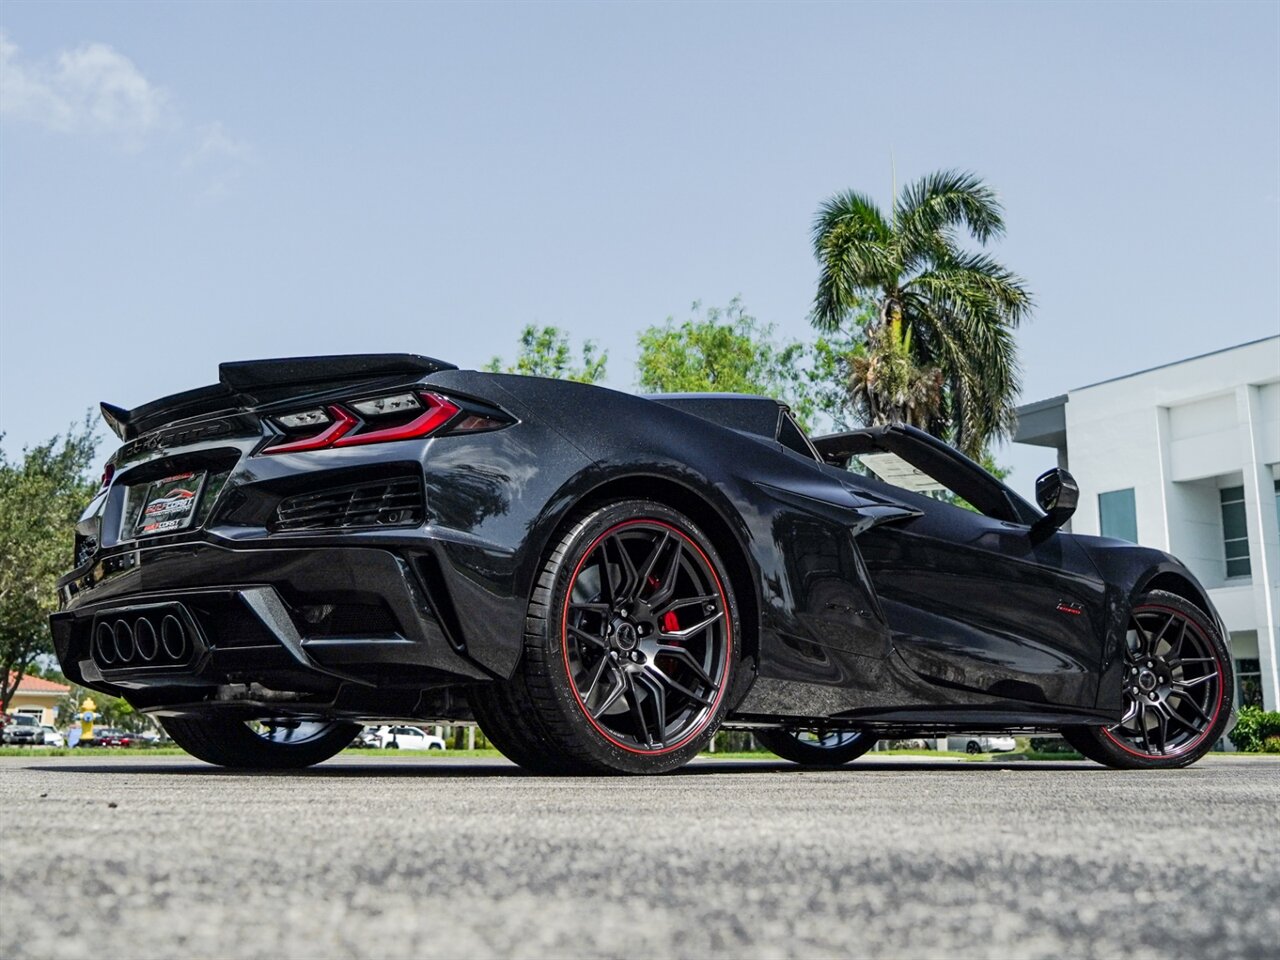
51,354,1235,774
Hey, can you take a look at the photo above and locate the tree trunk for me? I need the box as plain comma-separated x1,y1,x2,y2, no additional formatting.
0,651,33,713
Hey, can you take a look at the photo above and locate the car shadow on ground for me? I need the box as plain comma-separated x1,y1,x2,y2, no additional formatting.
23,757,1100,778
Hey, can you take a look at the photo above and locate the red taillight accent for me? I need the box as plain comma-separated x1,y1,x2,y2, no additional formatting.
100,464,115,489
265,406,358,455
331,393,460,448
263,393,460,455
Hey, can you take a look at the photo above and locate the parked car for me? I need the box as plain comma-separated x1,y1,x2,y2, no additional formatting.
3,714,43,745
84,727,144,747
370,725,445,751
80,727,119,746
948,735,1017,755
51,355,1236,774
40,725,66,747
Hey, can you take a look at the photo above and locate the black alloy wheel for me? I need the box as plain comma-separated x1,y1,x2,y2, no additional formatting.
159,716,360,769
1062,590,1233,769
755,727,875,766
966,740,982,755
478,500,740,775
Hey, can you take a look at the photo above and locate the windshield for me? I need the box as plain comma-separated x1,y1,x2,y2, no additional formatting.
817,427,1036,524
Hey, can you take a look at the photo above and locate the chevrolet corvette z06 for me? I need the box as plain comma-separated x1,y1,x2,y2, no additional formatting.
51,354,1234,773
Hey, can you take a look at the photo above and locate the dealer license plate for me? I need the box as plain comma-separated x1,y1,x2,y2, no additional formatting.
135,471,207,537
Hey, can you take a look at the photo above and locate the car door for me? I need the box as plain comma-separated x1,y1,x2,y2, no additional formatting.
832,430,1107,709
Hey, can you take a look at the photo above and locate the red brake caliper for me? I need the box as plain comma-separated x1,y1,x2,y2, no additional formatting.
650,575,681,637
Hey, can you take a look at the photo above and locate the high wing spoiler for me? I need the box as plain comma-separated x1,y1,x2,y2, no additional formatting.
100,353,457,440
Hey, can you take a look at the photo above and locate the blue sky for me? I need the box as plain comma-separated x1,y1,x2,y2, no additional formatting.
2,1,1277,498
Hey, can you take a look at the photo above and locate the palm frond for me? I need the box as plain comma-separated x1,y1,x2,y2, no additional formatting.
810,190,892,250
810,191,895,332
895,170,1005,254
908,287,1022,454
911,250,1034,325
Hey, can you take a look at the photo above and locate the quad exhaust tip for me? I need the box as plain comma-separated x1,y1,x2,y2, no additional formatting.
161,614,187,661
93,609,193,670
112,620,134,663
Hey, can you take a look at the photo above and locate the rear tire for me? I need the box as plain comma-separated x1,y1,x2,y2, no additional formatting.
1061,590,1232,769
159,716,359,769
484,500,740,775
469,680,587,774
756,727,875,766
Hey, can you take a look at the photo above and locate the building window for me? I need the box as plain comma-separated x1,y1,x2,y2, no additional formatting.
1098,488,1137,543
1235,659,1263,708
1220,486,1251,578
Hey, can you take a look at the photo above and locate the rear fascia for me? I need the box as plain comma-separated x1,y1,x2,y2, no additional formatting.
60,371,598,713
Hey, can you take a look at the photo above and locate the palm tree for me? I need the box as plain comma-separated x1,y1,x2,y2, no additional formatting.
811,170,1032,457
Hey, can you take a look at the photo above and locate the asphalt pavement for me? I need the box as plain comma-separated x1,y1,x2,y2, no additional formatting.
2,753,1277,960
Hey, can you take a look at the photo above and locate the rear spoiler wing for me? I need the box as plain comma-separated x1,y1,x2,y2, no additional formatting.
100,353,456,440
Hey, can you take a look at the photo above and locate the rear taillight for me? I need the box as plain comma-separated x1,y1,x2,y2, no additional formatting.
332,394,459,448
263,391,500,455
100,464,115,489
266,407,360,455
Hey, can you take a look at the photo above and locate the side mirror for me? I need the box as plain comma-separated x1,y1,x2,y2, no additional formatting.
1033,468,1078,535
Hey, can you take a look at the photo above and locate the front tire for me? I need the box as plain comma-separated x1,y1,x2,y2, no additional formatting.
756,727,875,766
485,500,741,775
159,716,359,769
1062,590,1232,769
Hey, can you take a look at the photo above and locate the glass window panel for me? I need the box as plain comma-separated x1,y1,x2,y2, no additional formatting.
1235,659,1264,708
1225,539,1251,560
1221,501,1249,540
1098,488,1138,543
1219,486,1251,577
1226,557,1252,578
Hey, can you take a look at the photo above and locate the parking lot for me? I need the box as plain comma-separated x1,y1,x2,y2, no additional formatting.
2,753,1277,960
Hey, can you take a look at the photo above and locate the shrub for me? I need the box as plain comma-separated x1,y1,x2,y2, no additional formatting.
1228,706,1280,752
1264,736,1280,754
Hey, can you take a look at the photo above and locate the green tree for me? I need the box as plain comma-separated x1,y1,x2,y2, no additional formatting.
637,299,818,427
0,417,99,711
811,170,1032,457
486,324,607,383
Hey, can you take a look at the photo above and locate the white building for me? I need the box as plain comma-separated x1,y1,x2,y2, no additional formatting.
1015,335,1280,713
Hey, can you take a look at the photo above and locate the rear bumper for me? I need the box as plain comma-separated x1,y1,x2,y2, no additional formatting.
52,538,495,710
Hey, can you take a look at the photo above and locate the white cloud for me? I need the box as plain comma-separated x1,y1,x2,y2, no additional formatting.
0,31,168,141
184,121,253,167
1,31,253,196
183,122,255,198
